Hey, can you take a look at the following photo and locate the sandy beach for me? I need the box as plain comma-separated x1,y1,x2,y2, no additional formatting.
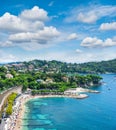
3,95,30,130
14,95,88,130
4,87,99,130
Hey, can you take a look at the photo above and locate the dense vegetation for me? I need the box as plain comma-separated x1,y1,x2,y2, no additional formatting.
2,58,116,94
1,58,114,94
3,58,116,74
6,93,17,116
0,66,27,92
77,59,116,73
0,64,102,95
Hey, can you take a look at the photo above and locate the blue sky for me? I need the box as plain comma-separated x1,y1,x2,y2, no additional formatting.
0,0,116,63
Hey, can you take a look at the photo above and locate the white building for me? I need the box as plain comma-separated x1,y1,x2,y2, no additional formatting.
5,74,13,79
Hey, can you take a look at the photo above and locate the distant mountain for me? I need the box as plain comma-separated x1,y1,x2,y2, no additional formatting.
4,59,116,74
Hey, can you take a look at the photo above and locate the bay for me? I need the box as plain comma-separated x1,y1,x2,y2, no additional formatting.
22,74,116,130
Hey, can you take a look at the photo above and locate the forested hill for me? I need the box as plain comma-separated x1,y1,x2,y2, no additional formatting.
4,59,116,74
78,59,116,73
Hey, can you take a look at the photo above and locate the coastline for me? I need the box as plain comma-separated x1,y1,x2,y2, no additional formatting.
15,94,88,130
5,87,99,130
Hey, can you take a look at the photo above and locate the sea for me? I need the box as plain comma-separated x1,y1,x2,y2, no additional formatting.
22,74,116,130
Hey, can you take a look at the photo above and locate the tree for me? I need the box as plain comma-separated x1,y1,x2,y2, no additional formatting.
0,67,7,73
22,81,28,92
6,105,12,115
10,68,16,77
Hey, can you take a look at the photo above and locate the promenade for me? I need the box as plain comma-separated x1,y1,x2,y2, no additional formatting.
0,86,22,130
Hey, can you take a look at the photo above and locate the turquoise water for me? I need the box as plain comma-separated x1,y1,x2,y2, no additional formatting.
22,74,116,130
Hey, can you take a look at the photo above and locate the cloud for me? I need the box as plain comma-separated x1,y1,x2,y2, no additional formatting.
0,6,60,49
76,49,83,53
0,50,18,63
19,42,52,51
67,33,78,40
81,37,102,47
0,41,13,47
99,22,116,30
74,50,116,63
0,12,28,33
65,5,116,24
9,26,60,44
34,49,116,63
81,37,116,47
20,6,48,21
77,12,98,23
0,10,44,33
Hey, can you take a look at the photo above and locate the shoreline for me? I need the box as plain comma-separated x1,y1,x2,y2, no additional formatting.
5,88,99,130
13,94,89,130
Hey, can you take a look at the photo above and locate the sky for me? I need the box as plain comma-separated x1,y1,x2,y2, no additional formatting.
0,0,116,63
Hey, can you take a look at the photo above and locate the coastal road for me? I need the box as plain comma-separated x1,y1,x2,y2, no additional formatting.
0,86,22,110
0,118,5,130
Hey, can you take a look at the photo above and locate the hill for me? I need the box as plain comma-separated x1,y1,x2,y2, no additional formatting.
4,58,116,74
